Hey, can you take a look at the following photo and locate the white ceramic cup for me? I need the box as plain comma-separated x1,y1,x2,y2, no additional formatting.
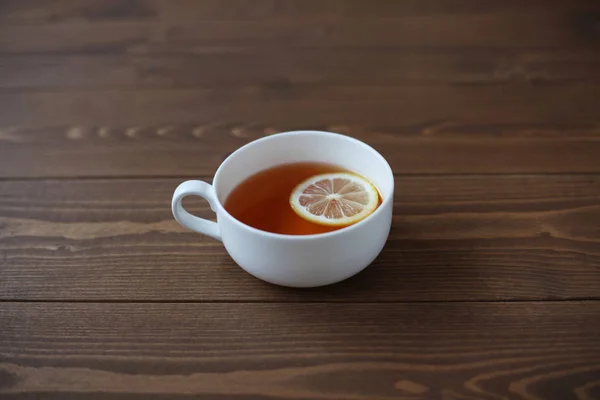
172,130,394,287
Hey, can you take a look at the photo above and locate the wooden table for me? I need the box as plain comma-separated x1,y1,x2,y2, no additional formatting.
1,1,600,399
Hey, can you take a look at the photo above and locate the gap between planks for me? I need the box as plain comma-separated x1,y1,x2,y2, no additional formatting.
1,298,600,304
2,172,600,182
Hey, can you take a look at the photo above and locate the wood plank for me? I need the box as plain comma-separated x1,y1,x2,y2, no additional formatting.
0,85,599,177
2,86,599,127
1,302,600,399
2,0,598,24
2,51,600,89
1,131,599,176
1,176,599,302
0,11,598,55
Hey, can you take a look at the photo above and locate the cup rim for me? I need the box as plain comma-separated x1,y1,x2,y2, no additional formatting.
212,130,394,240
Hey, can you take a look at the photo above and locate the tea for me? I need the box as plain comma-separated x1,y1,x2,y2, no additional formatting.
224,162,381,235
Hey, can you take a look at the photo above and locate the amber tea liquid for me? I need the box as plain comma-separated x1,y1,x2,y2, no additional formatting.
224,162,381,235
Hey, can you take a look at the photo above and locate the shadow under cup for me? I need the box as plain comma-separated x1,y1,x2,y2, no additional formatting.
210,130,395,287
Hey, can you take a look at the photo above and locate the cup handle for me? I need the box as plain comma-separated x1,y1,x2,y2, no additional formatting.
172,180,222,241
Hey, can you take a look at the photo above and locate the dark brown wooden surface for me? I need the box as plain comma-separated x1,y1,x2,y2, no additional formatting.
2,302,600,400
1,0,599,399
1,175,600,302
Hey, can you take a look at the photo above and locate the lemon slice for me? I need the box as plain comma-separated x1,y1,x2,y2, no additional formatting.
290,172,379,227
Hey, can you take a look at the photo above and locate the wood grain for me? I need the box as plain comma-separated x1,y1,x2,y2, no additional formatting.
1,0,598,24
0,1,598,55
2,302,600,399
0,2,598,178
2,175,599,302
0,87,599,177
3,86,598,127
2,51,600,89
